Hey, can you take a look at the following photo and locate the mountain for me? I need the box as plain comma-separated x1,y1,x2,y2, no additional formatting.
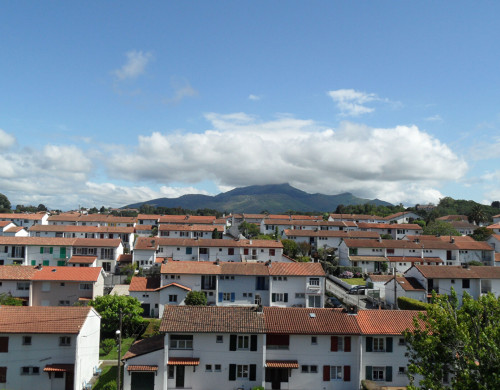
125,183,392,213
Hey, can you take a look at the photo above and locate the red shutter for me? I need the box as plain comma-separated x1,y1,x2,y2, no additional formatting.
344,365,351,381
330,336,338,351
344,336,351,352
323,365,330,381
0,338,8,353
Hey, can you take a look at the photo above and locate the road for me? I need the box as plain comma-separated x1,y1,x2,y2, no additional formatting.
326,278,372,309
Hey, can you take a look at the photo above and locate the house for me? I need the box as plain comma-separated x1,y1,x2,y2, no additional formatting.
382,211,422,224
0,221,18,236
436,215,469,223
383,276,427,308
356,222,422,240
261,219,357,236
493,214,500,224
137,214,160,226
282,229,379,252
159,224,226,239
122,306,422,390
404,264,500,304
30,266,105,306
132,237,285,268
0,265,38,304
486,222,500,234
136,225,155,237
158,215,217,225
1,225,29,237
71,238,124,273
47,213,136,228
0,306,100,390
447,220,477,236
365,274,393,300
328,214,385,223
131,261,326,317
0,212,48,228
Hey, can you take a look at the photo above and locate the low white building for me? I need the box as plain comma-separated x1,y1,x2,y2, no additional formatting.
384,276,427,308
0,212,48,228
122,306,422,390
356,222,422,240
0,306,100,390
159,224,226,239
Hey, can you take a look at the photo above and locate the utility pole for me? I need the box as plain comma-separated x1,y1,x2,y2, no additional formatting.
116,309,122,390
393,268,398,310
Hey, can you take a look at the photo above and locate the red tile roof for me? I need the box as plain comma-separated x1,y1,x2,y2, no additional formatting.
0,236,76,246
44,364,74,372
158,282,191,292
160,306,265,333
167,358,200,366
117,254,133,263
123,334,164,360
129,276,161,291
137,214,160,220
73,238,122,247
0,213,47,221
0,221,13,227
268,262,325,276
367,274,394,283
0,306,94,333
159,224,224,232
4,226,25,233
356,310,421,334
29,225,99,233
266,360,299,368
67,256,97,264
344,239,422,249
263,307,361,335
0,265,38,280
387,256,443,264
32,266,102,282
127,365,159,371
391,277,425,291
357,222,422,230
161,261,221,275
413,264,500,279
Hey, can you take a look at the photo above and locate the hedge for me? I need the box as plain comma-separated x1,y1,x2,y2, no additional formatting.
398,296,431,310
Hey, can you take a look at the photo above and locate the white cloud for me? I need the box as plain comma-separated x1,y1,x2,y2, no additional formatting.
0,129,16,150
248,94,261,101
113,50,153,80
164,78,198,104
328,89,381,116
105,113,467,206
425,114,443,122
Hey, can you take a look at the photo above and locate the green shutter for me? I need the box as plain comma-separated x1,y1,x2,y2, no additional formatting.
43,260,49,266
57,261,66,266
49,247,53,254
366,337,373,352
366,366,372,380
40,247,43,254
386,366,393,382
60,247,66,258
31,260,36,266
386,337,393,352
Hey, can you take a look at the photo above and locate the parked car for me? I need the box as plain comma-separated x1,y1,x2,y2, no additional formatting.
326,296,343,308
348,285,367,295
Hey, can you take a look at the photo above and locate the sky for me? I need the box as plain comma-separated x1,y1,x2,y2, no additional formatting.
1,1,500,211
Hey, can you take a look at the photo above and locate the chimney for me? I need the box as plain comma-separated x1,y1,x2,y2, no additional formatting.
256,304,263,313
36,264,42,270
265,260,272,267
249,240,253,245
450,237,455,244
377,236,382,243
215,259,220,266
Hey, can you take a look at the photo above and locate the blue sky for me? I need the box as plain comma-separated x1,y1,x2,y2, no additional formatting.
1,1,500,210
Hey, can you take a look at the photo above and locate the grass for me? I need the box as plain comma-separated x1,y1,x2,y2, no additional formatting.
92,366,118,390
341,278,366,286
142,318,161,338
99,337,135,360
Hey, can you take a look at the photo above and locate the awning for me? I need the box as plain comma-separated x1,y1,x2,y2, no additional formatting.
265,360,299,369
68,256,97,264
167,357,200,366
127,365,158,372
44,364,74,373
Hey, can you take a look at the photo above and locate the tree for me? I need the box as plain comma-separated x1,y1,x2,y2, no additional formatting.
238,222,260,238
297,241,311,257
491,201,500,209
422,221,461,236
470,227,494,242
405,290,500,390
468,204,487,225
89,295,144,338
184,291,207,306
0,293,23,306
281,239,298,258
211,228,222,239
37,204,47,212
0,193,11,212
100,338,116,355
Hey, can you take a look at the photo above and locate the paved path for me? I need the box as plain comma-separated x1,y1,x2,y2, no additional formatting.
326,278,371,309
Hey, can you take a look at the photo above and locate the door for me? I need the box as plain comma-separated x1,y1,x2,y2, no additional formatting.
141,303,151,317
266,368,288,390
176,365,185,388
65,371,74,390
447,250,452,260
131,372,155,390
60,247,66,259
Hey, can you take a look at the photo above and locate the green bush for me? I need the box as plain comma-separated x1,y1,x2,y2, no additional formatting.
184,291,207,306
100,338,115,355
102,382,117,390
398,296,431,310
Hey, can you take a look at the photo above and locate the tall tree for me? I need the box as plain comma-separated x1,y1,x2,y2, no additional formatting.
468,204,487,225
0,193,11,212
405,290,500,390
422,221,460,236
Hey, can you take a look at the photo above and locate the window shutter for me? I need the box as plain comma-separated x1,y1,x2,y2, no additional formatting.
249,364,256,381
366,366,372,380
40,247,43,254
284,293,288,302
218,293,223,302
49,247,53,254
323,365,330,381
229,364,236,381
0,337,8,353
344,336,351,352
230,292,235,302
344,365,351,381
250,335,257,351
272,293,276,302
0,367,6,383
330,336,338,351
386,366,393,381
366,337,373,352
386,337,393,352
229,335,237,351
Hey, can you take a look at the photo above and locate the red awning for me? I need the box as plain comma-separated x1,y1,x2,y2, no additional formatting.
44,364,74,373
167,357,200,366
266,360,299,368
127,365,158,372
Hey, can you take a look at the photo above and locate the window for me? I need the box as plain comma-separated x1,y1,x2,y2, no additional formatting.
169,295,177,302
266,334,289,350
237,335,249,350
59,337,71,346
373,337,384,352
373,366,385,381
296,293,305,299
102,262,111,272
462,279,470,289
22,336,31,345
302,365,317,373
271,293,288,302
60,282,65,287
21,366,39,375
398,366,406,375
398,338,406,346
0,367,5,383
17,282,30,291
216,335,223,343
228,248,234,255
205,364,212,372
309,277,320,286
214,364,221,372
308,295,321,308
311,336,318,345
223,292,232,301
237,364,249,379
59,300,70,306
79,283,92,290
269,249,275,256
100,248,114,259
186,247,192,255
170,335,193,349
330,366,342,380
168,365,175,379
